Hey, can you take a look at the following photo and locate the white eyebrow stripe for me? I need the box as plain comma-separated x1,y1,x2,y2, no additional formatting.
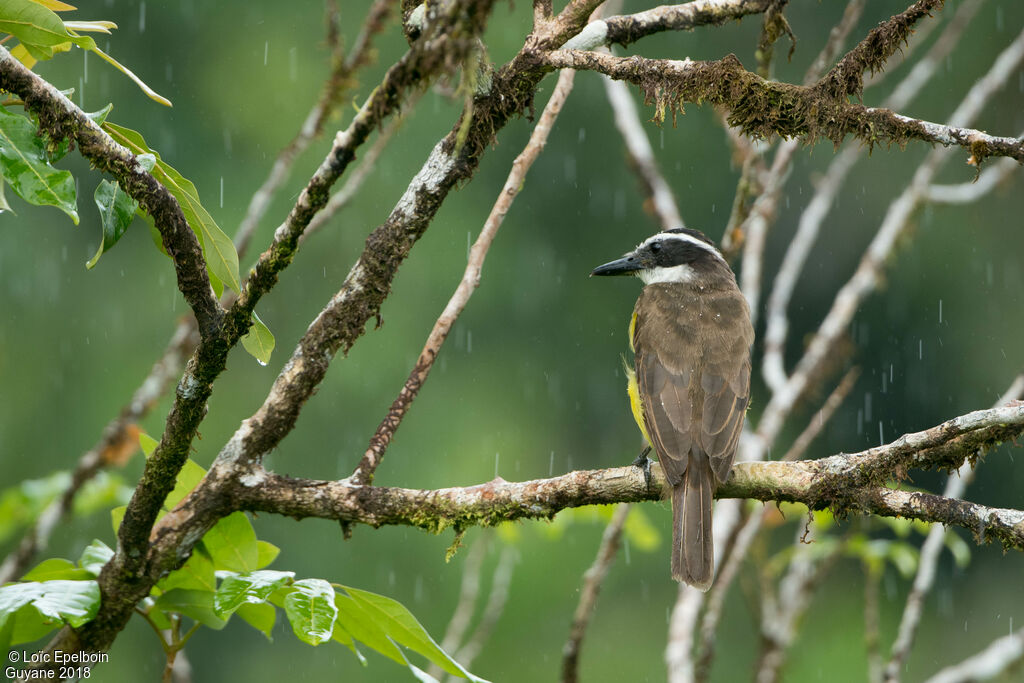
637,232,724,261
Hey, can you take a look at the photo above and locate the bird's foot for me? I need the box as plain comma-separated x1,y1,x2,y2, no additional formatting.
632,446,652,491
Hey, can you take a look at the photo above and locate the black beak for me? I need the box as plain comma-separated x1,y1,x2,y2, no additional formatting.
591,252,642,277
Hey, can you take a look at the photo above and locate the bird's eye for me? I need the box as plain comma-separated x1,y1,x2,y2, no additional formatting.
650,241,662,252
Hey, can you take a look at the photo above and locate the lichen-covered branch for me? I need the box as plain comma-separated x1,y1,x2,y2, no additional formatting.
568,0,774,50
222,403,1024,546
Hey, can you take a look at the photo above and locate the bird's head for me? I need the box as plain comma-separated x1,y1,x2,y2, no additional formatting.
590,228,730,285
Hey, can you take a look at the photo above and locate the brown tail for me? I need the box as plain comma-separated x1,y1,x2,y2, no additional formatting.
671,456,714,590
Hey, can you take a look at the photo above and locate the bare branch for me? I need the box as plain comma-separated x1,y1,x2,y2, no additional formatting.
221,403,1024,545
923,627,1024,683
544,48,1024,162
925,156,1021,204
561,504,630,683
351,67,576,485
599,0,774,49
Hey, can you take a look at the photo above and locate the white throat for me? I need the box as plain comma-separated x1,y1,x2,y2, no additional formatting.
638,264,697,285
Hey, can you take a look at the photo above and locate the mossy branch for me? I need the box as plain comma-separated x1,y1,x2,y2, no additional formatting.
543,49,1024,162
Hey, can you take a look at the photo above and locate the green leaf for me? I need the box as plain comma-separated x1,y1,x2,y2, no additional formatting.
154,589,227,630
157,547,215,593
0,105,78,223
203,512,259,573
241,312,275,365
213,570,294,618
164,458,207,509
138,431,158,457
0,580,100,640
255,541,280,569
0,471,70,543
0,179,13,214
88,180,135,268
334,592,405,665
102,122,238,291
341,586,488,681
110,505,126,534
85,103,113,127
283,579,337,646
70,471,132,515
0,0,74,50
77,539,113,576
20,558,91,582
237,602,276,640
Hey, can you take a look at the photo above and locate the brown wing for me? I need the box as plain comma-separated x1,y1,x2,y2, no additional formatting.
633,283,752,485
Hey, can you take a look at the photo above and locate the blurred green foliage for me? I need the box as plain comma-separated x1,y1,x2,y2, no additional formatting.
1,0,1023,680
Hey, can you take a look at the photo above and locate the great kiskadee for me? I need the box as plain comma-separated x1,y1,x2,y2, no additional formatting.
592,228,753,589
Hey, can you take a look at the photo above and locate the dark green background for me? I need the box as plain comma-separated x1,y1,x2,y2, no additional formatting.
2,1,1023,680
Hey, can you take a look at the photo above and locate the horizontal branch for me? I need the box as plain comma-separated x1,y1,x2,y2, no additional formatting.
229,403,1024,548
542,49,1024,162
565,0,773,50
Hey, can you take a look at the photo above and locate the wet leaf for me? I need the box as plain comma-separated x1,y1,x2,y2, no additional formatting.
284,579,336,646
102,122,239,291
237,602,276,640
20,558,90,582
77,539,113,576
241,312,275,365
0,105,77,222
213,569,294,618
87,180,136,268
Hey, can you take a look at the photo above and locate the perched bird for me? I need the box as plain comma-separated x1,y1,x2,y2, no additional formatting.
592,228,753,589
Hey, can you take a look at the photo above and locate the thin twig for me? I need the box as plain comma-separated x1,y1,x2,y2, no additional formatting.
925,156,1020,204
351,67,577,485
755,522,844,683
923,627,1024,683
561,504,631,683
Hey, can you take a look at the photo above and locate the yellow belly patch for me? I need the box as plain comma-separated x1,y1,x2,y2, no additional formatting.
623,310,650,445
